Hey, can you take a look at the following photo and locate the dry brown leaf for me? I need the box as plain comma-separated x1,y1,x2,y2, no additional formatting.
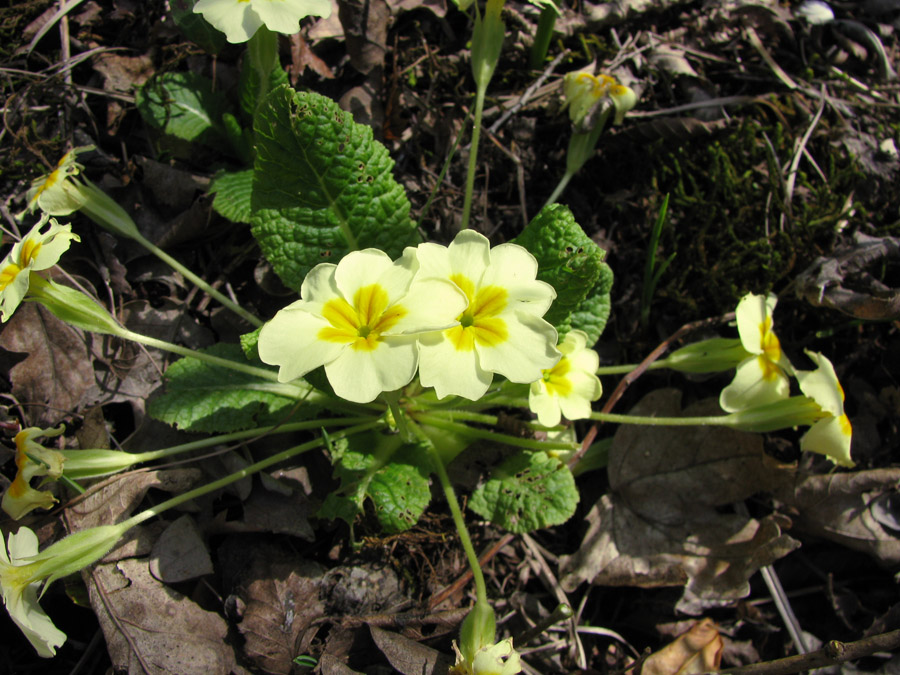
642,618,724,675
238,555,327,674
319,653,365,674
775,468,900,567
149,514,213,583
65,468,203,532
370,626,455,675
338,0,389,76
1,303,95,428
86,558,239,675
560,389,800,613
289,31,335,82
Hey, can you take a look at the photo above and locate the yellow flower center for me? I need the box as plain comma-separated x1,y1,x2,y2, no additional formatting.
758,316,783,381
0,237,43,292
445,274,508,352
541,356,572,397
838,413,852,437
318,284,406,352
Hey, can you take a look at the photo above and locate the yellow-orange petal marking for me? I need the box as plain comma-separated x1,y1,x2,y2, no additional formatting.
318,283,407,352
446,273,509,352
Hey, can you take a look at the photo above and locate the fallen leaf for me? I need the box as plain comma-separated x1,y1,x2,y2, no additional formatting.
370,626,455,675
1,303,95,428
319,653,365,674
560,389,800,613
642,618,724,675
775,468,900,567
338,0,389,75
86,558,239,675
238,554,327,674
149,514,214,583
65,468,204,532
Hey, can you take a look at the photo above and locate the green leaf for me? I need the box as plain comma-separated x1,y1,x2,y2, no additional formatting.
513,204,613,343
148,343,307,432
468,451,579,534
554,262,614,346
250,86,420,291
211,169,254,223
169,0,227,54
318,433,431,533
136,72,233,148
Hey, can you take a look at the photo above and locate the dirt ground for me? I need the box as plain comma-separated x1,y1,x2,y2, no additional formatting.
1,0,899,673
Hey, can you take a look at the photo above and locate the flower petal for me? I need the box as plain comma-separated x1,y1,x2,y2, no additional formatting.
734,292,776,356
392,278,466,335
334,249,399,299
194,0,263,43
719,355,790,413
418,331,494,400
529,383,562,426
324,337,418,402
476,311,559,384
796,350,844,417
800,415,853,467
252,0,332,32
258,305,343,382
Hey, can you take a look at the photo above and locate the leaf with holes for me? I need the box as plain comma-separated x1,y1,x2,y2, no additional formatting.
318,433,431,533
513,204,613,344
469,451,579,534
250,86,420,290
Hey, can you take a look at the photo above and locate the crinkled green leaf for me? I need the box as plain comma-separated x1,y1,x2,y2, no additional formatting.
211,169,254,223
250,86,419,291
318,433,431,533
169,0,227,54
148,343,307,432
136,72,232,148
468,451,579,534
554,262,614,345
514,204,613,343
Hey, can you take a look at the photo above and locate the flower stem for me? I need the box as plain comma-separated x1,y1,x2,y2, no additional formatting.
410,421,487,607
589,411,737,426
460,82,488,231
414,412,577,452
121,422,379,529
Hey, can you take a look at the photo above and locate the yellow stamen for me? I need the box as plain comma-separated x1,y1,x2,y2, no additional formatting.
446,274,508,352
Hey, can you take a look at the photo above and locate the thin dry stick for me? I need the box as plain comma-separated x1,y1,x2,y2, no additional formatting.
710,629,900,675
779,85,827,231
428,533,514,610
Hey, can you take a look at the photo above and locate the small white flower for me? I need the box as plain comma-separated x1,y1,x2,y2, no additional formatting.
0,528,66,658
0,215,79,322
796,0,834,25
193,0,332,44
529,330,601,426
415,231,560,400
796,351,853,467
719,293,793,412
258,248,466,403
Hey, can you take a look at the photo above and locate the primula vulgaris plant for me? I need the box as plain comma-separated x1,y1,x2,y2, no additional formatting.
0,0,855,666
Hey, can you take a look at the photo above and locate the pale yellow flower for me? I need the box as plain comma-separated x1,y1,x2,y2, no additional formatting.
193,0,332,43
2,426,66,520
529,330,601,426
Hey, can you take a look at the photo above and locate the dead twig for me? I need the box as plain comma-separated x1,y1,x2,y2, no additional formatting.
709,629,900,675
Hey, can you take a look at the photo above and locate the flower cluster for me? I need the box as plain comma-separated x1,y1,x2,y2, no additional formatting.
563,71,637,128
0,215,79,322
193,0,332,44
709,292,853,466
258,231,563,404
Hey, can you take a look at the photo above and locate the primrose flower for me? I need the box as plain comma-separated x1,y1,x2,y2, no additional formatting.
1,522,130,657
719,293,793,413
529,330,601,426
193,0,332,43
258,248,466,403
2,426,66,520
563,72,637,128
415,231,560,400
0,215,79,322
0,528,67,657
796,351,853,467
450,638,522,675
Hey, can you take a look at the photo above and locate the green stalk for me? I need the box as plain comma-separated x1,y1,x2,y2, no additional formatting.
121,422,379,529
76,182,263,328
410,421,487,607
460,83,488,232
529,3,558,70
414,412,578,452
